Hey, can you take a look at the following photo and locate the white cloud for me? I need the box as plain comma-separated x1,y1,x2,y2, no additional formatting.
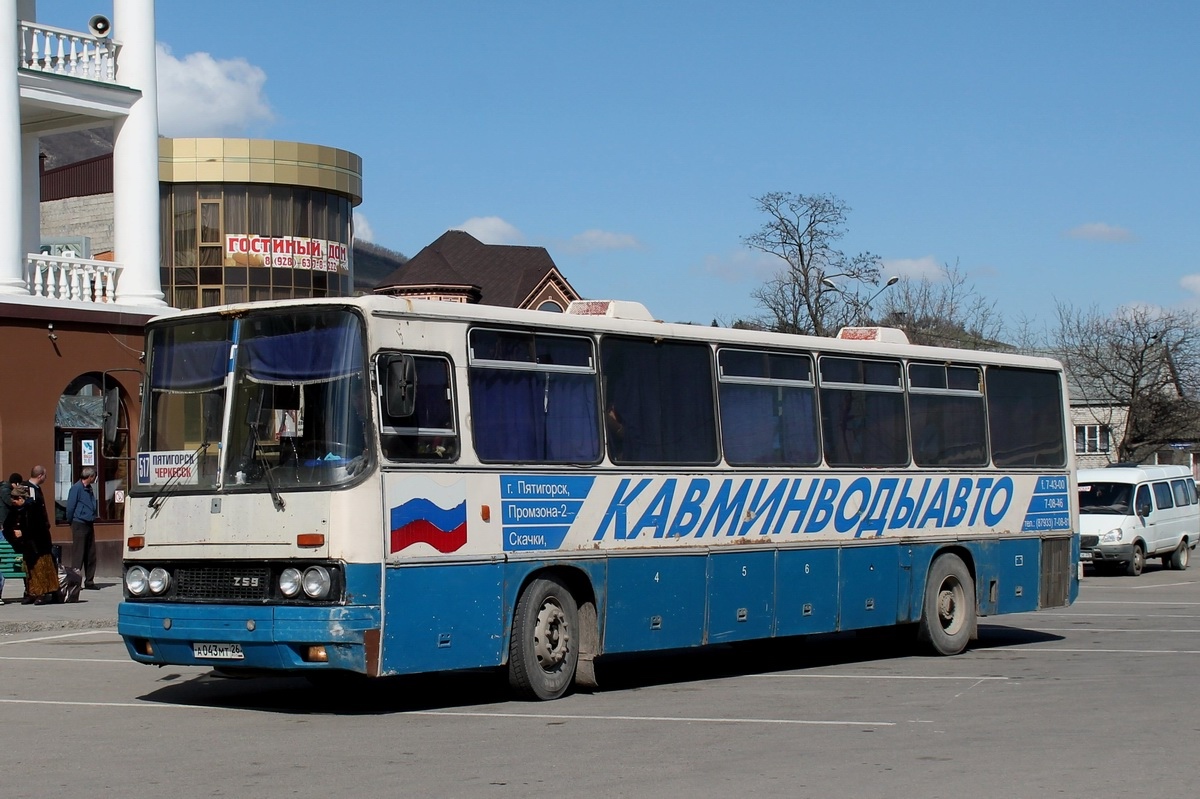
1180,274,1200,297
354,212,374,243
1065,222,1134,242
564,229,642,253
455,216,524,245
700,250,780,282
156,44,274,137
881,256,943,281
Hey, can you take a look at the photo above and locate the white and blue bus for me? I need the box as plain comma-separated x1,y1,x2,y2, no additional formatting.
118,296,1078,700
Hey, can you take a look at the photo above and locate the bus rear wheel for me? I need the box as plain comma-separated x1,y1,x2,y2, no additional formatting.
918,553,975,656
509,576,579,701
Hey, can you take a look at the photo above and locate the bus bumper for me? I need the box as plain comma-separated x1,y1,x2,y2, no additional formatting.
118,601,382,674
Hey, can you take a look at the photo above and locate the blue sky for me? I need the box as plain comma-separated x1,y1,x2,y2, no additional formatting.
43,1,1200,329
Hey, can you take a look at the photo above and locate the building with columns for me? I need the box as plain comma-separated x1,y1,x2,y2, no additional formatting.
2,0,167,573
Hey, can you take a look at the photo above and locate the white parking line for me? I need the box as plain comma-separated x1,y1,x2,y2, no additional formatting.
1033,627,1200,634
0,656,133,663
0,697,894,726
1074,600,1200,605
0,630,118,646
412,710,895,726
0,698,257,712
755,673,1007,681
978,645,1200,655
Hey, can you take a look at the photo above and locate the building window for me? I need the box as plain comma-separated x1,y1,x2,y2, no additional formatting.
1075,424,1111,454
162,183,353,308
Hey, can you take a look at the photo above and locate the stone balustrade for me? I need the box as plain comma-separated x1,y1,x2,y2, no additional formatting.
26,254,122,304
18,21,119,82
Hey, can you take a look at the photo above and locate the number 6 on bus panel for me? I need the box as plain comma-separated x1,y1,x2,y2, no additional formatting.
118,297,1078,699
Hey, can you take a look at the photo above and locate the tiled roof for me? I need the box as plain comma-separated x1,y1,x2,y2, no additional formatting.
374,230,578,307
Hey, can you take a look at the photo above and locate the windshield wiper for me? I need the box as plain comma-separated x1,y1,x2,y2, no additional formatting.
246,417,286,511
148,440,209,512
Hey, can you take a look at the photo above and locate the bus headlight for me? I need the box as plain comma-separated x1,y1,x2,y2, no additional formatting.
1100,528,1125,544
279,567,303,598
302,566,331,599
148,567,172,595
126,566,150,596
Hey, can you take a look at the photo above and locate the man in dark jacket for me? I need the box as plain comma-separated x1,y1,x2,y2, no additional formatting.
1,473,25,602
65,467,99,589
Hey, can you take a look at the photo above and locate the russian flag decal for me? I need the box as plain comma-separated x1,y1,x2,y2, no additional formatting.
390,498,468,554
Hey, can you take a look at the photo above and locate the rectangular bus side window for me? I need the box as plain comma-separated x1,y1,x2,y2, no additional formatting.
908,363,987,467
717,348,819,466
378,354,458,461
468,329,600,463
818,356,908,467
601,337,718,464
986,366,1066,467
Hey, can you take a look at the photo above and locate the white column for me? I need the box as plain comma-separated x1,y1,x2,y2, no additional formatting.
21,132,41,259
0,0,29,293
112,0,166,307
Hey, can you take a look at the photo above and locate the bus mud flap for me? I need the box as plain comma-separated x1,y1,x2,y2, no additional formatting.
575,653,598,689
574,599,599,690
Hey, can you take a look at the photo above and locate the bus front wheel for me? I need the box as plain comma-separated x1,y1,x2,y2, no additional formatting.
509,576,579,701
918,554,975,656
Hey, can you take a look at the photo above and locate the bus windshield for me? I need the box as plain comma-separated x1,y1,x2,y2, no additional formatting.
137,308,371,494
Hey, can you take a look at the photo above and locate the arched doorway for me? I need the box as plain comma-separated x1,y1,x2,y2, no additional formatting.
54,372,132,525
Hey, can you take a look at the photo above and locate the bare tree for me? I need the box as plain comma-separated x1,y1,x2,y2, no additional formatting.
743,192,883,336
877,261,1004,349
1054,303,1200,463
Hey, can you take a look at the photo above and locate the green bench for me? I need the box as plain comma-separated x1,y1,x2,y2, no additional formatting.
1,539,24,581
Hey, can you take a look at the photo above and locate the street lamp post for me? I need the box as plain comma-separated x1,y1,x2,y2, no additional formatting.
863,275,900,313
820,274,899,326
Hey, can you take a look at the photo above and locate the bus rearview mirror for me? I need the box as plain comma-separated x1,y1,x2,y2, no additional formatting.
387,356,417,418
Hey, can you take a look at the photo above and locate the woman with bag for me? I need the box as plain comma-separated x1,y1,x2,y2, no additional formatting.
3,484,61,604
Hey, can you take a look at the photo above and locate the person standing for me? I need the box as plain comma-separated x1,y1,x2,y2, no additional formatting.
65,467,99,590
25,464,50,529
4,484,59,604
1,473,25,603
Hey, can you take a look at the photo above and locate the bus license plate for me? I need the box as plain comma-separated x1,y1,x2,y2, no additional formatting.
193,642,244,660
1079,551,1093,563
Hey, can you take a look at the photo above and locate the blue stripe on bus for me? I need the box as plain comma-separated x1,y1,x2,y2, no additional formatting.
120,540,1065,677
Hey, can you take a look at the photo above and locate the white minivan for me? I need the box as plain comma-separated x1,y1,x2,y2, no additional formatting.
1078,465,1199,576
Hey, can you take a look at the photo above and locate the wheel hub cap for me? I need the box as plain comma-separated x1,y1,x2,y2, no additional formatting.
534,602,570,671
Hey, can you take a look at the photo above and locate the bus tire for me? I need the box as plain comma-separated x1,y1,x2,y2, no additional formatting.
509,576,579,701
1169,541,1189,571
918,553,975,656
1125,543,1145,576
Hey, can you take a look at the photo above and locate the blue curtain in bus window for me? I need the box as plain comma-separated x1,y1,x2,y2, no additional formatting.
779,387,819,464
719,384,776,464
150,339,231,392
471,369,541,461
544,373,600,461
242,326,363,384
470,369,600,463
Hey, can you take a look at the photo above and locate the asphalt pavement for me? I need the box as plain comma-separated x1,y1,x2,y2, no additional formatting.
0,572,120,633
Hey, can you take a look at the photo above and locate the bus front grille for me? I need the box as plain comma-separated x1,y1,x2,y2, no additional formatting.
175,566,272,601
